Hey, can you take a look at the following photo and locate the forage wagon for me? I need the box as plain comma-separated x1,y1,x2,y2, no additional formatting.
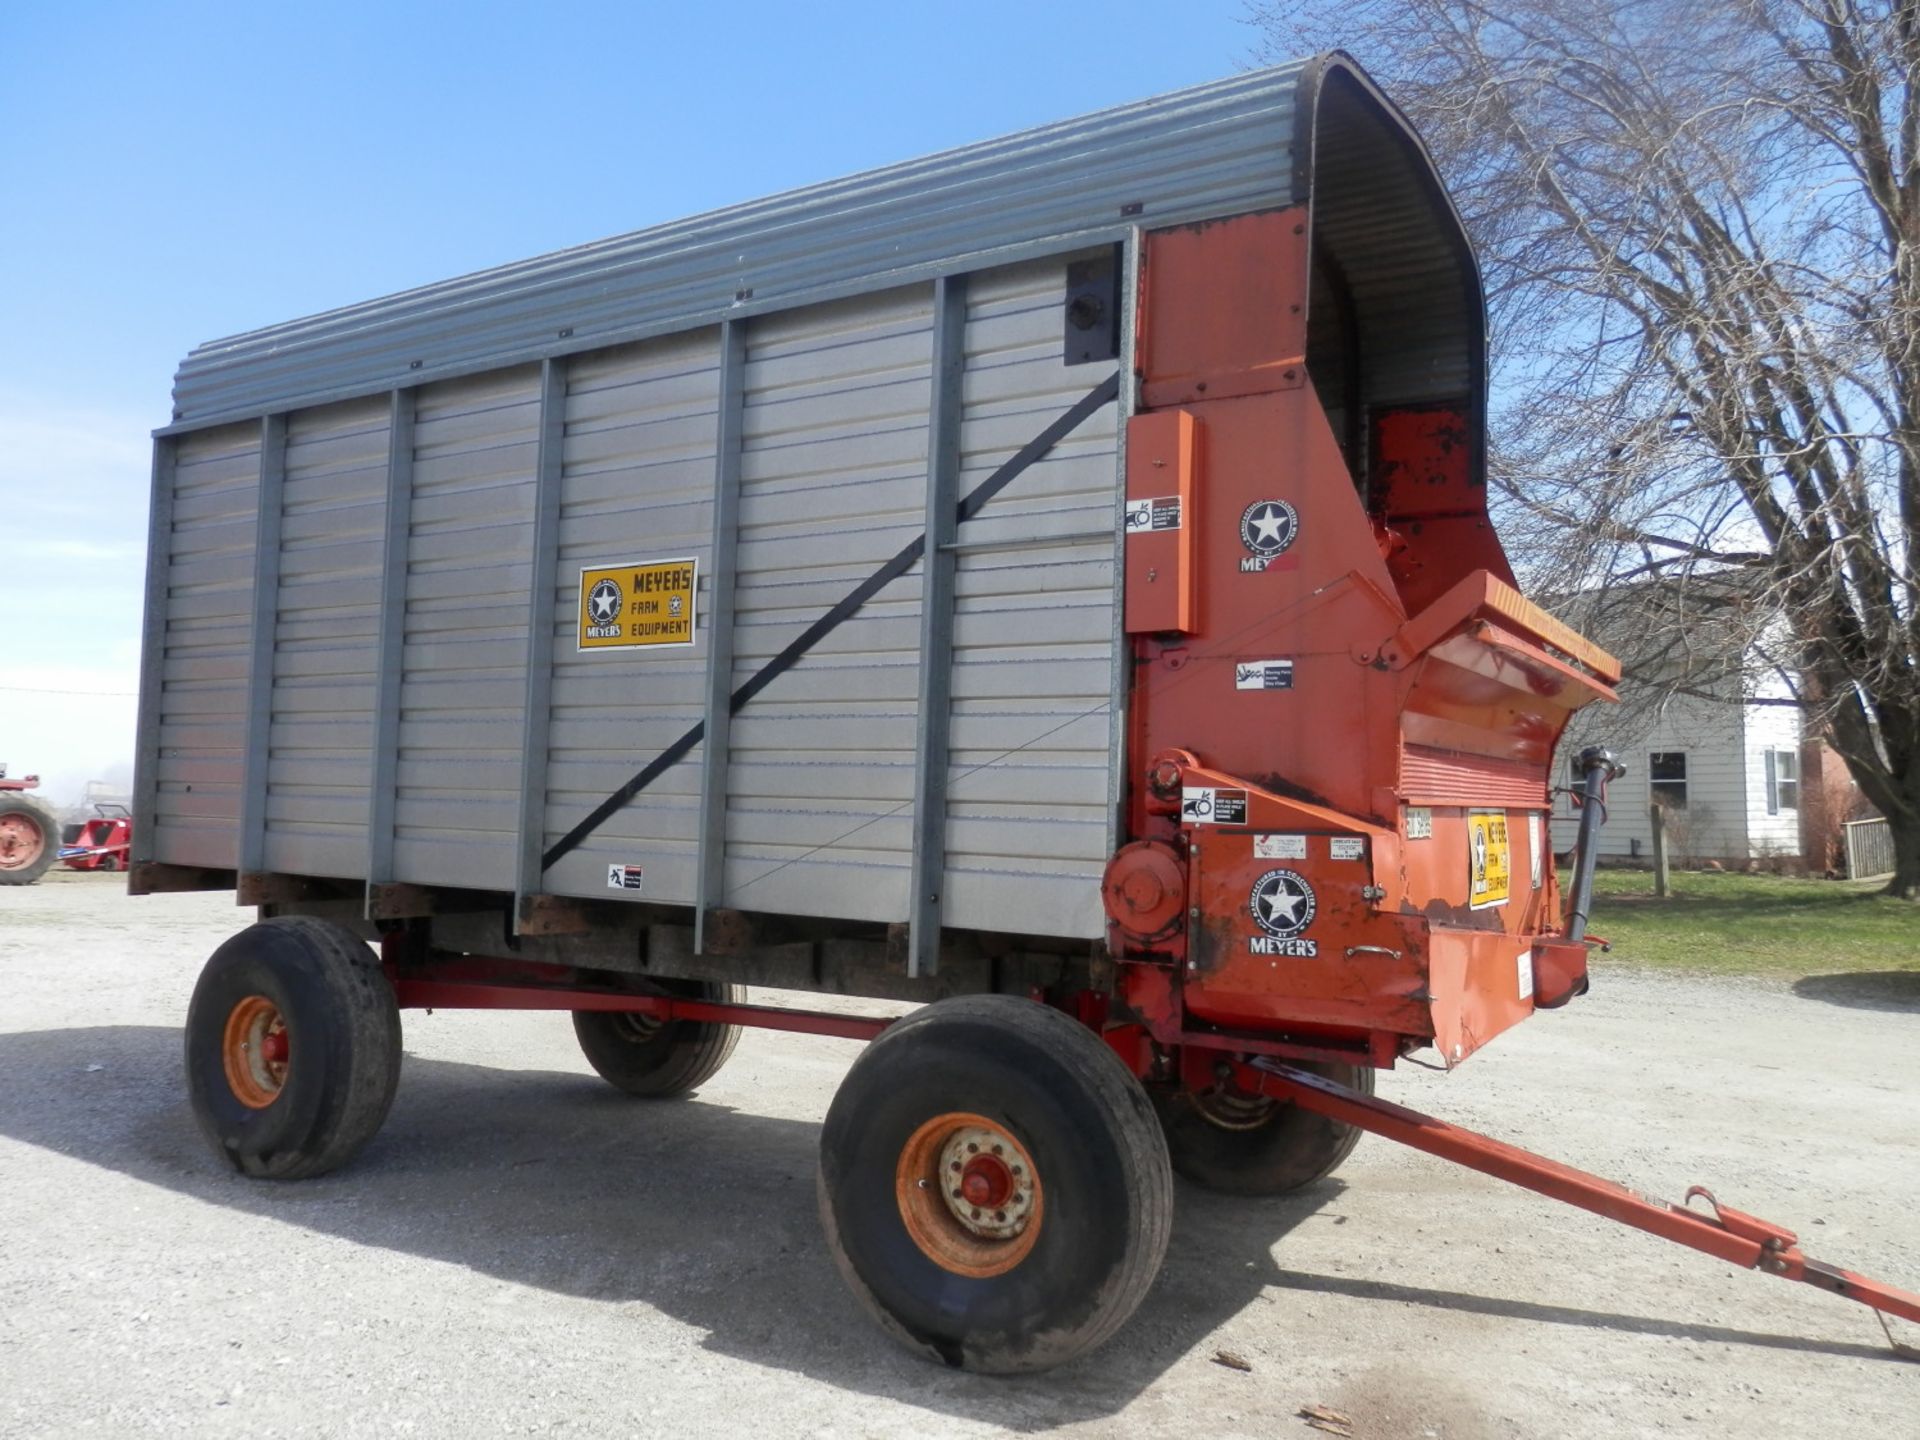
132,53,1919,1371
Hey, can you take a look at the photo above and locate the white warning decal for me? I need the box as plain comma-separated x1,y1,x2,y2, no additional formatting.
1181,787,1248,826
606,864,645,892
1254,834,1307,860
1406,806,1433,840
1519,948,1536,1000
1529,812,1544,890
1125,495,1183,534
1329,836,1365,861
1234,659,1295,691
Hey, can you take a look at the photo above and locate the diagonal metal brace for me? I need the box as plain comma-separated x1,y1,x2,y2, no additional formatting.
1241,1057,1920,1347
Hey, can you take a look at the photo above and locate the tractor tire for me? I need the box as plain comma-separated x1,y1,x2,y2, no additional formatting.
184,917,402,1180
0,791,57,886
572,979,742,1097
818,995,1173,1373
1151,1059,1371,1196
97,852,121,874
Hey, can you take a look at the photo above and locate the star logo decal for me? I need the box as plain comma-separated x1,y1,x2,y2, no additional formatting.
1249,868,1316,939
1239,498,1299,558
588,578,623,625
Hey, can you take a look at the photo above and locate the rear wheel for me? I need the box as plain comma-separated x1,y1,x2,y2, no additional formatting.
818,995,1173,1373
0,792,56,886
1152,1059,1371,1196
572,979,742,1097
184,917,402,1179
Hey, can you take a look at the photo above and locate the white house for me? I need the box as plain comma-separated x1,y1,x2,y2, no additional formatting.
1548,689,1807,864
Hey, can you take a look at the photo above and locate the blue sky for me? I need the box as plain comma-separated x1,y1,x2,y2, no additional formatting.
0,1,1261,802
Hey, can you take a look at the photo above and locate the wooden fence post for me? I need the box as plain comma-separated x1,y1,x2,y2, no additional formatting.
1650,803,1670,897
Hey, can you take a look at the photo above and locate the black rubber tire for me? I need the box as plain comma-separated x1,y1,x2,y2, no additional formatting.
184,917,402,1180
818,995,1173,1374
1152,1059,1372,1196
571,979,743,1097
0,791,58,886
96,852,120,874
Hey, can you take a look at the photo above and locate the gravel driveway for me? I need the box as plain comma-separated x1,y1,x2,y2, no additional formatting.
1,871,1914,1438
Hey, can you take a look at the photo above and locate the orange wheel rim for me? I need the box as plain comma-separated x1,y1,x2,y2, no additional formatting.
895,1111,1043,1279
221,995,289,1109
0,810,45,871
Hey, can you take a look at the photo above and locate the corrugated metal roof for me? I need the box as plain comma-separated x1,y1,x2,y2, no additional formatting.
168,61,1316,429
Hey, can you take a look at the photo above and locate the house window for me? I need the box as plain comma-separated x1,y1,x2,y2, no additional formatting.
1649,751,1688,809
1766,749,1799,814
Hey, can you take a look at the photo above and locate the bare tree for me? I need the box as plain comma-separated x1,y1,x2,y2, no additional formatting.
1251,1,1920,896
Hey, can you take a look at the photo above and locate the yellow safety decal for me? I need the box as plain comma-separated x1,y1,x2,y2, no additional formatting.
578,558,697,651
1468,809,1511,910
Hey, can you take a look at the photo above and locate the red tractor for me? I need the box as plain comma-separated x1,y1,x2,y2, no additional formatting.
59,803,132,873
0,766,58,886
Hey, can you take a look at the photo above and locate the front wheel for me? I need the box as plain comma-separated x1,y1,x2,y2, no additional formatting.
1151,1059,1371,1196
818,995,1173,1373
184,917,402,1179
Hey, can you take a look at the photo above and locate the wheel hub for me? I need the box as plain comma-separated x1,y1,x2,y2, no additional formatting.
0,812,44,870
221,995,290,1109
895,1112,1045,1277
936,1124,1036,1240
1191,1086,1277,1132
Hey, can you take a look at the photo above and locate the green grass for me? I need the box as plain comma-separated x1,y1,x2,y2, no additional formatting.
1571,868,1920,978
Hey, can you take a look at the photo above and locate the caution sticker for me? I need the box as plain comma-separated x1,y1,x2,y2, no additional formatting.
1329,836,1365,861
1253,833,1306,860
1180,787,1247,826
1125,495,1183,534
1468,809,1511,910
606,864,644,892
1406,806,1433,840
579,558,697,651
1234,659,1294,691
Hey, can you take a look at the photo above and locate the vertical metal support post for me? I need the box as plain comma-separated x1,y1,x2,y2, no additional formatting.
694,320,747,954
1104,230,1142,853
128,436,177,879
513,358,568,921
906,274,968,977
237,413,288,881
364,389,415,908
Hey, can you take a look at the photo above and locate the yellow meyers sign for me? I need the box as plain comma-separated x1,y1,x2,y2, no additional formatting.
1467,808,1511,910
578,557,698,651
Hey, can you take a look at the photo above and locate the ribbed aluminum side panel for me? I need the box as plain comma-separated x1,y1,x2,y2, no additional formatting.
168,64,1308,428
263,397,390,876
391,366,541,889
944,258,1118,938
540,331,723,899
716,286,936,921
152,423,260,868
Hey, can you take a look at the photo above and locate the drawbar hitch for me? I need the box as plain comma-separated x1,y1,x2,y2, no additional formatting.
1239,1057,1920,1357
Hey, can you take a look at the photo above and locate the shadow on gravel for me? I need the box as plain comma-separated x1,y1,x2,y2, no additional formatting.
1264,1271,1897,1362
0,1023,1348,1426
1791,971,1920,1013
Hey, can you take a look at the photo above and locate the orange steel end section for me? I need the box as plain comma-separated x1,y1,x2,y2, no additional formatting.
1242,1058,1920,1336
1113,205,1620,1069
